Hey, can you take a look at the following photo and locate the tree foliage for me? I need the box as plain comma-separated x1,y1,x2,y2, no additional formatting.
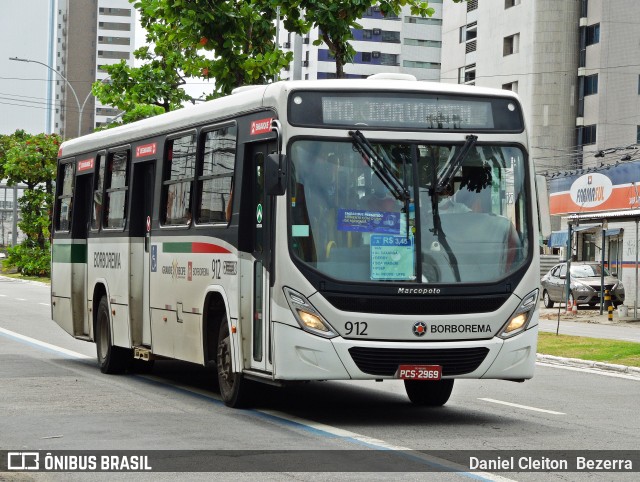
0,130,60,276
92,0,293,122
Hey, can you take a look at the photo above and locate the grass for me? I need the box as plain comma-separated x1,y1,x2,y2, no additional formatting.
538,332,640,368
0,263,50,284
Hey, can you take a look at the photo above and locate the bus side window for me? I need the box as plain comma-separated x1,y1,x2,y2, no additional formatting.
163,133,196,226
197,125,236,224
91,153,106,230
104,150,129,229
56,161,74,232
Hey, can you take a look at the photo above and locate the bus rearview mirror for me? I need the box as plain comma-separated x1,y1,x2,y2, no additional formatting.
266,153,287,196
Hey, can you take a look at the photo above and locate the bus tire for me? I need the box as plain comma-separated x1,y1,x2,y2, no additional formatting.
95,296,130,374
404,379,454,406
217,316,253,408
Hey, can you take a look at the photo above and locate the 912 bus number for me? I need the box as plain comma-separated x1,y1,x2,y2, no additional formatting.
345,321,368,336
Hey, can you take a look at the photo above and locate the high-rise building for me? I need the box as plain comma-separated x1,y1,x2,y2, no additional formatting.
440,0,640,174
279,3,444,81
54,0,136,138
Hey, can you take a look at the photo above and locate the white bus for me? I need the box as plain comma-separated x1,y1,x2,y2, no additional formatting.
51,75,540,408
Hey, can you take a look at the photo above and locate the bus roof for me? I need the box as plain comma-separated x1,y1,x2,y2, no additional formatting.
59,77,520,158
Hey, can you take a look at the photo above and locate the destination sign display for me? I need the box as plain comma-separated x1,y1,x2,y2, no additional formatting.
288,91,524,132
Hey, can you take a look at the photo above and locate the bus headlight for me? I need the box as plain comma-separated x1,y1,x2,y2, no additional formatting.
283,287,337,338
499,289,538,339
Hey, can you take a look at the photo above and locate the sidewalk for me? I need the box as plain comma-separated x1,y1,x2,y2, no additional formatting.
537,302,640,379
538,303,640,343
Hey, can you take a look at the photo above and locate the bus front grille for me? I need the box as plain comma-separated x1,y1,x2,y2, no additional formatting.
348,347,490,376
322,293,508,315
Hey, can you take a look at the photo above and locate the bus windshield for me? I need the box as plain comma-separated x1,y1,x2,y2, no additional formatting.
288,138,529,284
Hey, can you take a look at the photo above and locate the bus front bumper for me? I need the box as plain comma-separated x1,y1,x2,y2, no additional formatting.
272,321,538,382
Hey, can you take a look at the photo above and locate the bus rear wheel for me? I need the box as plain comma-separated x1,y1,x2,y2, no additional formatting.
404,379,454,406
217,317,253,408
95,296,131,374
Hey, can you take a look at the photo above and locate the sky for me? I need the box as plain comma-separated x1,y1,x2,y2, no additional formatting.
0,0,56,135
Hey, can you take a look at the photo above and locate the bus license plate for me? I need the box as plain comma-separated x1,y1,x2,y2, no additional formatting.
398,365,442,380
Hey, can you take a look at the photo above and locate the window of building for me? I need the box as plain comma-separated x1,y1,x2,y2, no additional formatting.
98,36,130,46
637,125,640,144
380,53,399,66
503,33,519,56
361,52,372,62
459,23,477,43
98,22,131,31
467,0,478,12
405,17,442,26
104,150,129,229
586,23,600,46
505,0,520,8
502,81,518,93
581,0,589,17
99,7,131,16
381,31,400,43
459,64,476,84
98,50,130,60
198,125,237,224
403,60,440,70
584,74,598,96
163,133,196,226
363,29,372,40
580,124,597,145
404,38,441,48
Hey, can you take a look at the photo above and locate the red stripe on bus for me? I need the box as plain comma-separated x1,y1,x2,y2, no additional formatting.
191,242,231,254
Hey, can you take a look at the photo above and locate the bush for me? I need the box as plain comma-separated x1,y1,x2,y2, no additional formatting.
5,240,51,277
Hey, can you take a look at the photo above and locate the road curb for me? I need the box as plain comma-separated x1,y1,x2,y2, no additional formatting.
537,353,640,378
0,274,49,286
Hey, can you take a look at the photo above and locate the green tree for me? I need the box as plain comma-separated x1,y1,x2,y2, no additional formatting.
93,0,293,121
0,130,60,276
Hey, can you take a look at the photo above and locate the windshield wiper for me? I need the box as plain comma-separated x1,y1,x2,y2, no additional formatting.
349,130,410,203
435,135,478,194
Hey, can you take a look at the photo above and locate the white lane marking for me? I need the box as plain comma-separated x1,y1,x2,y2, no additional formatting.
39,303,51,307
0,327,514,481
0,294,6,297
479,398,565,415
0,327,91,359
16,298,27,301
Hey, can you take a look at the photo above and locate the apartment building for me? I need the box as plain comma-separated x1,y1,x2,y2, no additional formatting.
54,0,136,138
279,2,444,81
441,0,640,174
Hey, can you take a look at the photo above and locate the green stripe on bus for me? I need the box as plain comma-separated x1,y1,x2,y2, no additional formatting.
162,242,193,253
52,243,87,263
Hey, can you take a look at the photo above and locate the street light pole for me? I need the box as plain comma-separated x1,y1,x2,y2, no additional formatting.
9,56,91,138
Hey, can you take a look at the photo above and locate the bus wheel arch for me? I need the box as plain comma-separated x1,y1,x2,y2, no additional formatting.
202,291,228,366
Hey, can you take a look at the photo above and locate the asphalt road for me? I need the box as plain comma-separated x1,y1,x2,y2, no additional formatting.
1,277,639,481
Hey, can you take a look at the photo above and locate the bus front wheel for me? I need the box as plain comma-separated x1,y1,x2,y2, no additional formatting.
95,296,130,374
404,379,454,406
217,317,253,408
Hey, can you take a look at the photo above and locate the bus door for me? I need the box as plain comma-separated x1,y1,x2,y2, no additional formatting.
71,170,92,336
248,142,276,372
130,161,155,347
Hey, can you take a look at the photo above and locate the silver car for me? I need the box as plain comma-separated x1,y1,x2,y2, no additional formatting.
540,262,625,308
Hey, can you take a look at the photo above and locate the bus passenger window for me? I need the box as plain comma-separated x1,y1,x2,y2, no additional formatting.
56,162,74,232
163,133,196,225
91,153,106,230
197,125,236,224
104,150,129,229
